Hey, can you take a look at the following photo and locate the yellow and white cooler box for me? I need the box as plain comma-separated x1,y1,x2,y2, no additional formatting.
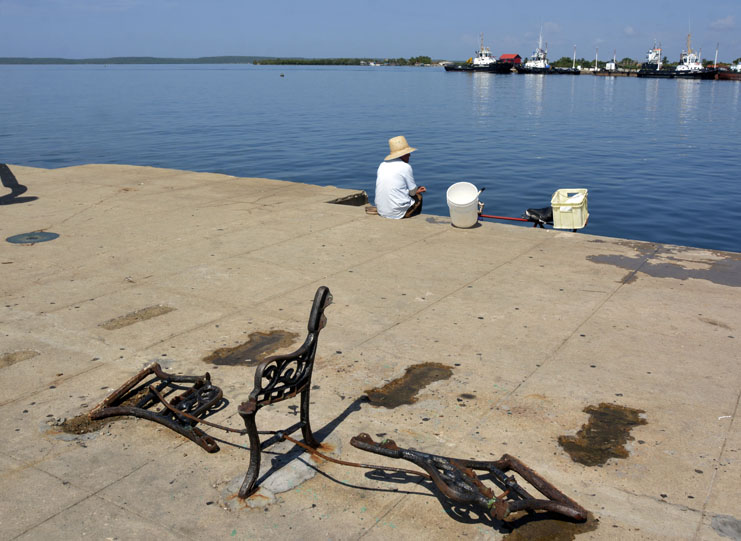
551,189,589,229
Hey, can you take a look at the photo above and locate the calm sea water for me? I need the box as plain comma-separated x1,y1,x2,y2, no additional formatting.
1,65,740,252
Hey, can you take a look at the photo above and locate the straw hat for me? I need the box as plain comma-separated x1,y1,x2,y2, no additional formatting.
384,135,417,161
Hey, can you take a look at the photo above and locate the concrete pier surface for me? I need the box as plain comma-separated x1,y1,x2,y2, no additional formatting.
1,164,739,540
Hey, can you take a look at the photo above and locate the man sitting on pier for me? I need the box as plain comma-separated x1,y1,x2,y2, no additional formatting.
371,136,426,219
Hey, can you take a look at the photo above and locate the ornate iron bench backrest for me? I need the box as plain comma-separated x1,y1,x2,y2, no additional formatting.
245,285,332,413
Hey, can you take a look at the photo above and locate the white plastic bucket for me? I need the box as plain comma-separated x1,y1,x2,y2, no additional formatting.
446,182,480,228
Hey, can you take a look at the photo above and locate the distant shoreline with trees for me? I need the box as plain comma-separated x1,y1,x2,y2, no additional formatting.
252,56,432,66
1,54,737,67
0,56,434,66
0,56,270,65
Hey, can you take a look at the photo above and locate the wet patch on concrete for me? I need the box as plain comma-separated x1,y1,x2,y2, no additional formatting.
712,514,741,541
99,305,176,330
504,512,599,540
425,216,451,225
587,253,741,287
558,403,647,466
0,349,39,368
364,362,454,408
203,330,299,366
613,240,660,256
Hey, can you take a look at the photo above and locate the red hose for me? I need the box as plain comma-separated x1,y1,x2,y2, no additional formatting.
479,214,530,222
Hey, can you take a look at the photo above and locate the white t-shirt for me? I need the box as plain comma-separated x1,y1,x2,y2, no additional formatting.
374,159,418,219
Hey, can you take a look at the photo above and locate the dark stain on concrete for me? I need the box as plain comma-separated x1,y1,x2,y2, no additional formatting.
712,514,741,541
587,252,741,287
504,512,599,540
425,216,451,225
99,305,176,330
327,192,368,206
203,330,300,366
699,317,733,330
558,403,647,466
0,349,39,368
365,362,454,408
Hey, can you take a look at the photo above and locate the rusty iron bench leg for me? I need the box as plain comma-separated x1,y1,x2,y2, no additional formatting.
300,386,320,448
238,405,262,498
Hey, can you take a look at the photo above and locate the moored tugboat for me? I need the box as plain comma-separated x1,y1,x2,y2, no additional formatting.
637,42,675,78
516,29,551,74
674,34,717,79
444,33,513,73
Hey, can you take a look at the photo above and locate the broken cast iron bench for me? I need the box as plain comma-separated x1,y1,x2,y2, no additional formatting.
90,286,587,522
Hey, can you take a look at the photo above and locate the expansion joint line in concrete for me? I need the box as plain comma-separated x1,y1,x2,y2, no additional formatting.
51,191,125,229
692,387,741,541
356,490,409,539
620,245,662,284
56,213,362,319
350,236,551,352
141,213,362,293
0,363,105,408
249,226,450,313
10,460,181,541
141,311,244,350
495,244,662,407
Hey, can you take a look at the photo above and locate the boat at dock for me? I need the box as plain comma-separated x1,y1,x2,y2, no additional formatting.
674,34,717,79
638,35,718,79
637,42,675,78
516,29,551,74
444,33,513,73
552,45,580,75
552,67,580,75
717,63,741,80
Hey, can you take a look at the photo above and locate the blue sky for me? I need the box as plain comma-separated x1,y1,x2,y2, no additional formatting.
1,0,739,62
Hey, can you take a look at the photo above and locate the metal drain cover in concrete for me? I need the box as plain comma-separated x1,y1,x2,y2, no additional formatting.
6,232,59,244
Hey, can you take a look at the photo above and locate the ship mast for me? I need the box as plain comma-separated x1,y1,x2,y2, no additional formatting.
572,45,576,69
538,26,543,52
